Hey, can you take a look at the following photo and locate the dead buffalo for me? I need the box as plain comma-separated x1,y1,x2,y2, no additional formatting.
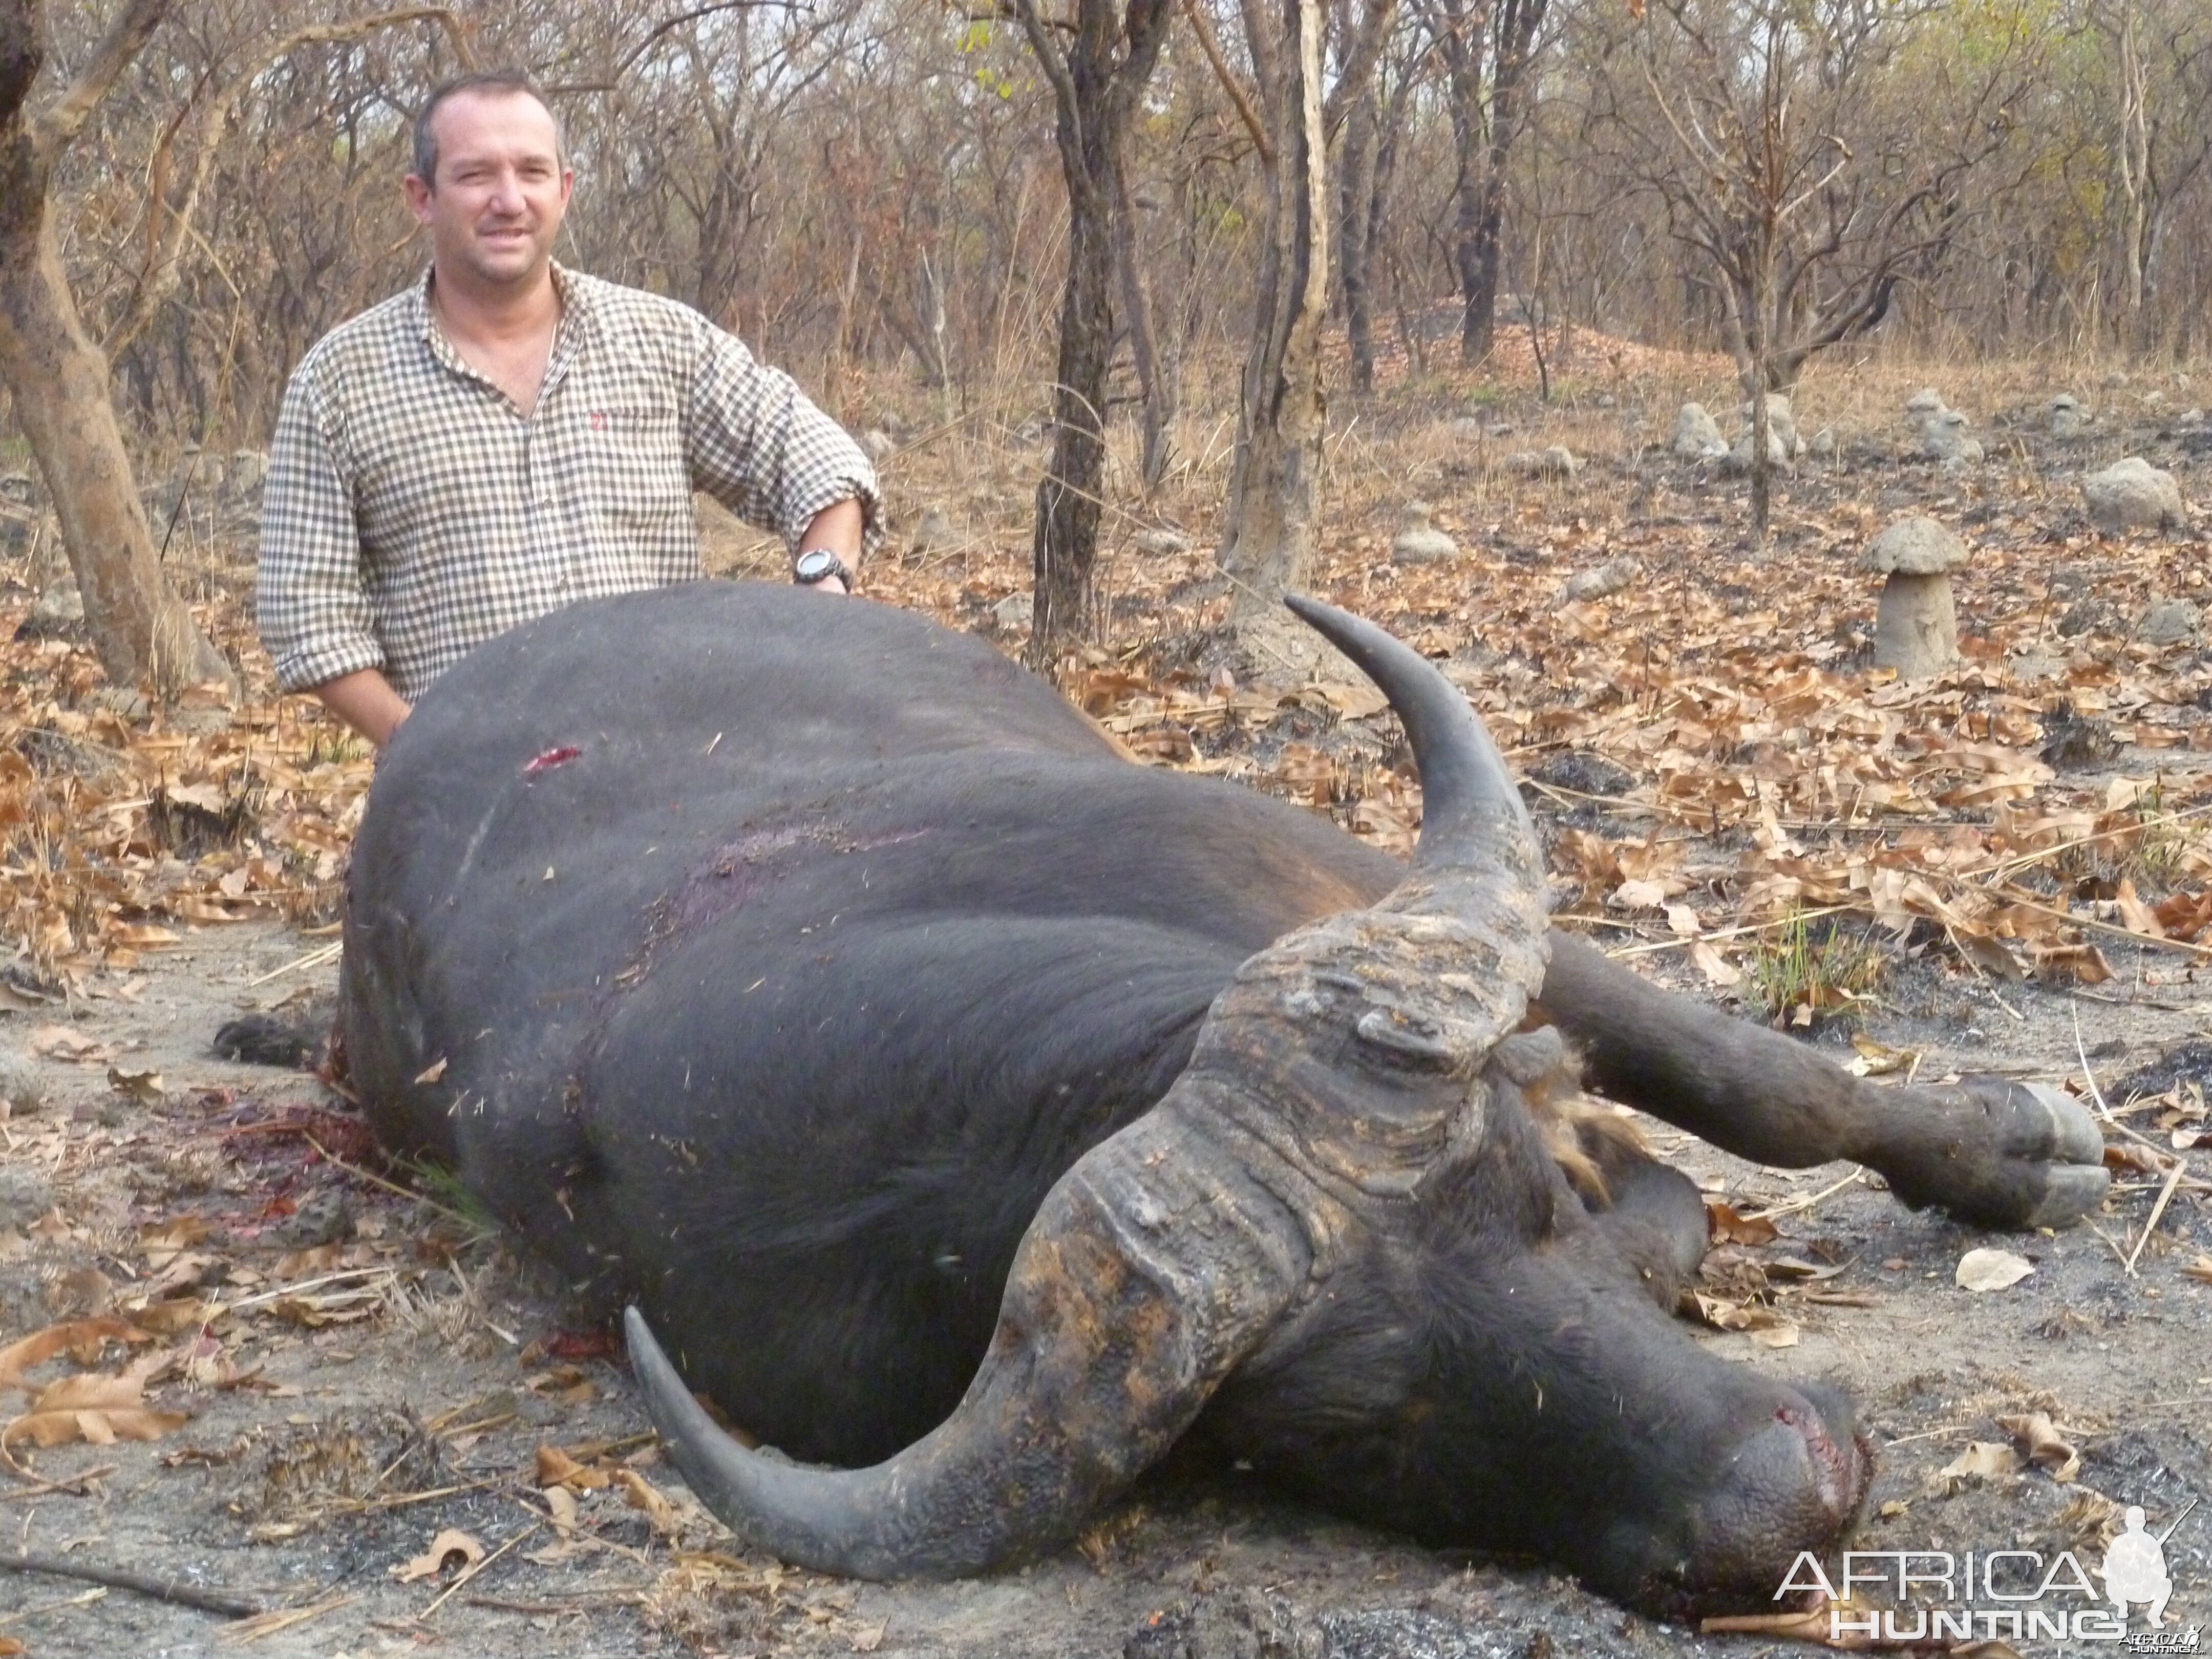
333,582,2105,1616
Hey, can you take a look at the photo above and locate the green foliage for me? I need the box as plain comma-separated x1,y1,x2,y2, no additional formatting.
302,726,370,768
393,1156,502,1242
1743,910,1887,1029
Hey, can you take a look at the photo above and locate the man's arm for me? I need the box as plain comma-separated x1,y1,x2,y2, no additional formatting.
681,312,882,574
314,668,411,749
258,367,391,703
795,498,865,595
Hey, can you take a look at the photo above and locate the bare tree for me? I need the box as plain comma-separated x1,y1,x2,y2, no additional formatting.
1336,20,1421,394
1596,0,2035,544
1194,0,1394,634
2,0,469,696
1008,0,1175,666
1420,0,1547,365
0,0,234,695
2094,0,2212,354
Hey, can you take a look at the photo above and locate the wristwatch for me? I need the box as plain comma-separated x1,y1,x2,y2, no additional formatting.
794,549,854,588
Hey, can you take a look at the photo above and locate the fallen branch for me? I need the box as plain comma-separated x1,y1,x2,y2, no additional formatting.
0,1462,114,1500
2125,1153,2189,1274
464,1590,649,1614
0,1549,260,1617
218,1593,356,1645
420,1520,539,1618
245,940,342,986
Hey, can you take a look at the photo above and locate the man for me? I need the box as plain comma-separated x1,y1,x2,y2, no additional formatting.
257,71,878,749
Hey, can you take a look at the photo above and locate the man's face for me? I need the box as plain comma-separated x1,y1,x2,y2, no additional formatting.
403,90,571,293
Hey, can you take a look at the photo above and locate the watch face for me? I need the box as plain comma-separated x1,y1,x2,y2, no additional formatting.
796,550,841,582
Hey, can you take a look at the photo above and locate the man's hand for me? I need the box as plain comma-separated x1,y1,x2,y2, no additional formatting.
314,668,413,750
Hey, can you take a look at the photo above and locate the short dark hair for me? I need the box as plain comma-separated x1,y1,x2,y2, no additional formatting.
411,71,561,185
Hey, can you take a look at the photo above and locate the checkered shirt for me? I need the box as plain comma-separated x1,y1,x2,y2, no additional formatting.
257,266,881,699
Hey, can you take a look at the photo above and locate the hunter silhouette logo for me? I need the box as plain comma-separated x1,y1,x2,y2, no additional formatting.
1776,1495,2200,1646
2101,1502,2189,1627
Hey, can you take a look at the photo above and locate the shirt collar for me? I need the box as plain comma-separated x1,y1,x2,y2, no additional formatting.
409,262,590,395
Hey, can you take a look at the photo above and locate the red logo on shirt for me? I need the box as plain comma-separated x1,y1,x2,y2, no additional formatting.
589,411,607,431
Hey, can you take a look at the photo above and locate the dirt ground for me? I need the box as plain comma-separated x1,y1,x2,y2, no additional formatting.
5,353,2212,1657
0,903,2205,1659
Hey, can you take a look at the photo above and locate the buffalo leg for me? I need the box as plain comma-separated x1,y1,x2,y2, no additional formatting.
1535,931,2109,1230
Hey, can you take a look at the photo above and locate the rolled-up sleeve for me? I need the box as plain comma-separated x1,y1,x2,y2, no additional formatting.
257,367,386,693
683,316,882,561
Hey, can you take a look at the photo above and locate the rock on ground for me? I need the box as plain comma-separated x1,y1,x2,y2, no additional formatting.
1921,410,1982,465
2049,394,2091,441
1502,445,1578,481
1864,516,1968,576
2057,597,2122,639
2136,597,2201,646
1737,392,1800,457
2083,456,2187,532
1726,428,1794,473
1671,402,1727,461
1391,503,1459,565
1863,516,1966,678
1555,555,1638,606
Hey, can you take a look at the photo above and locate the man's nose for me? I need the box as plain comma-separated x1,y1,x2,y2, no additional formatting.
486,169,526,214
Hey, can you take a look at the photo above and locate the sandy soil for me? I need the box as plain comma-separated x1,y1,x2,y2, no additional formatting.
0,906,2203,1659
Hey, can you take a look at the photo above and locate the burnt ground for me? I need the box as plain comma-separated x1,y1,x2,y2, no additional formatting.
0,917,2204,1659
5,355,2212,1656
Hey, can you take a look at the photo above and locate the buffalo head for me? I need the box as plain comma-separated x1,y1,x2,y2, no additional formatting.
626,596,1868,1614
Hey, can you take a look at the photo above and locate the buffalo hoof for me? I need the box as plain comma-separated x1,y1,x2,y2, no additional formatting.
1874,1075,2109,1229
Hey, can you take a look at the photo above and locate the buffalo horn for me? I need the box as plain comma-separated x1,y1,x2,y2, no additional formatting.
628,595,1549,1578
1281,593,1536,875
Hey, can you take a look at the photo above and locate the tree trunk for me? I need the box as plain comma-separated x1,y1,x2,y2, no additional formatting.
2114,0,2151,355
1436,0,1494,365
1028,134,1113,665
1221,0,1330,624
1111,135,1175,492
1465,182,1504,365
1743,259,1774,552
0,0,228,697
1338,87,1380,393
1013,0,1173,668
1462,0,1545,367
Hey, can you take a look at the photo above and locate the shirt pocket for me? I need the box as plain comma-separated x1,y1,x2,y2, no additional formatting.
576,402,688,545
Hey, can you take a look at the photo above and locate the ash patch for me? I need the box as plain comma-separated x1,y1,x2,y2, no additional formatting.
225,1407,441,1533
2112,1038,2212,1102
1323,1608,1557,1658
1523,750,1636,800
1125,1596,1622,1659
